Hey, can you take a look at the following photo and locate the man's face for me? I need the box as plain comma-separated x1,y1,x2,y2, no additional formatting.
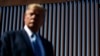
24,7,44,29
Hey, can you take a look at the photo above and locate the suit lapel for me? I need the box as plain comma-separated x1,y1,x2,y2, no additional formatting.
20,29,34,55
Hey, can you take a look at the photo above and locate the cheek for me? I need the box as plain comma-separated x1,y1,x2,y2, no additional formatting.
26,15,30,19
24,18,30,24
25,15,30,20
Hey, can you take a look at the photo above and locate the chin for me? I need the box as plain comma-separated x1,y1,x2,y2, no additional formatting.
28,24,34,27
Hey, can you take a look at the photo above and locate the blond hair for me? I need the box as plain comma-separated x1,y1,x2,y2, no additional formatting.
26,3,45,12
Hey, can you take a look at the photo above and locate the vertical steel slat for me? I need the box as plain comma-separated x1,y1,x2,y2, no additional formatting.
52,3,57,55
76,2,78,56
1,7,5,35
16,6,20,30
18,6,22,30
73,1,77,56
9,7,13,31
56,3,60,56
82,1,86,56
60,3,64,56
86,0,90,56
20,6,24,29
69,2,72,56
63,3,66,56
13,6,16,30
78,1,81,56
68,2,70,56
55,4,58,56
48,4,52,42
94,0,98,56
5,7,9,32
50,4,53,43
45,4,49,39
44,4,49,39
52,3,56,46
90,0,95,56
43,4,47,38
64,2,68,56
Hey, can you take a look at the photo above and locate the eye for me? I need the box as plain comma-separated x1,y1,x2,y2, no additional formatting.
30,13,40,17
30,13,34,16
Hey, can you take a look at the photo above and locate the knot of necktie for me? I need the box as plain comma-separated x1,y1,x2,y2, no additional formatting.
31,33,37,42
31,33,34,38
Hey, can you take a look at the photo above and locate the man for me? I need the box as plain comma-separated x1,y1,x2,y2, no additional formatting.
0,3,53,56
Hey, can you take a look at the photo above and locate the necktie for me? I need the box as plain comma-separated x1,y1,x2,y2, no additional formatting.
32,34,41,56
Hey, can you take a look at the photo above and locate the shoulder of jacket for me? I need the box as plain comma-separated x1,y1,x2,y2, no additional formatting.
1,30,22,38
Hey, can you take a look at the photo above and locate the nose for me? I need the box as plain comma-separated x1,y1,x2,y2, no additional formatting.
31,14,36,19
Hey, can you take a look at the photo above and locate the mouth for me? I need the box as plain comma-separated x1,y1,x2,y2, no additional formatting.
30,20,34,22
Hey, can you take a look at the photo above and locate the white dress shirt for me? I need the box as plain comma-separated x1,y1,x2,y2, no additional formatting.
24,25,36,42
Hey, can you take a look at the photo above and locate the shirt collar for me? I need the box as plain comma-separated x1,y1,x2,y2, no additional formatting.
24,25,33,38
24,25,38,42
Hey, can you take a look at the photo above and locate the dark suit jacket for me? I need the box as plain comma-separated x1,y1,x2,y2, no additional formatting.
0,29,53,56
